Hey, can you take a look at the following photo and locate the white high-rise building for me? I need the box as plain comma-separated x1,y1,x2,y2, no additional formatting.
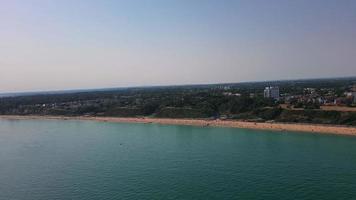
264,86,280,100
351,92,356,103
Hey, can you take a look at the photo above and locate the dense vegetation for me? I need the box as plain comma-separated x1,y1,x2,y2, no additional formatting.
1,77,356,125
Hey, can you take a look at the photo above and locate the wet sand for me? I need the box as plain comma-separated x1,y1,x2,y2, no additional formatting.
1,115,356,136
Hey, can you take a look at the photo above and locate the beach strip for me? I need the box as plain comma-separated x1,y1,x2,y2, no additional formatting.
1,115,356,136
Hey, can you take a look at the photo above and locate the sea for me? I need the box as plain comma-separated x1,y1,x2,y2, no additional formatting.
0,119,355,200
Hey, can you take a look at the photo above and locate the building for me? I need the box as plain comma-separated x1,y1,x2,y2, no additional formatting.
353,84,356,103
264,86,280,100
223,92,241,97
347,91,356,103
346,84,356,104
334,97,347,105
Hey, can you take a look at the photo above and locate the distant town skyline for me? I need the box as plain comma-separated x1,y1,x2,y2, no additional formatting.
1,0,356,93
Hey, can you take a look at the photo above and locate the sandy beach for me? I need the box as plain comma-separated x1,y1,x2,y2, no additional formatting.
1,115,356,136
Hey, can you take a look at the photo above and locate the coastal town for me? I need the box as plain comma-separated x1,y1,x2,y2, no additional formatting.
1,77,356,125
264,84,356,107
221,81,356,111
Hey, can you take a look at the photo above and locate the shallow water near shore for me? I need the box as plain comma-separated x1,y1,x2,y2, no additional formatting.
0,119,356,200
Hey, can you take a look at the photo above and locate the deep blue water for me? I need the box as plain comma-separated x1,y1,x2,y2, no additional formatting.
0,119,356,200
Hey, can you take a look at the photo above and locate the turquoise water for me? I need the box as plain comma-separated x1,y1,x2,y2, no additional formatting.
0,119,356,200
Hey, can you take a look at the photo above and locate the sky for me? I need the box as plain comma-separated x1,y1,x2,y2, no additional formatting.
1,0,356,93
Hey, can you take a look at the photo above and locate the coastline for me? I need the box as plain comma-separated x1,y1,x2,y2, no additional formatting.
1,115,356,136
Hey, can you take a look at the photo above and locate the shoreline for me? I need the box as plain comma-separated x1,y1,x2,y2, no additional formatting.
1,115,356,136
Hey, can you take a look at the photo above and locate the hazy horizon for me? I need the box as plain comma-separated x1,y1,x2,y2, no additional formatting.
1,75,355,95
1,0,356,93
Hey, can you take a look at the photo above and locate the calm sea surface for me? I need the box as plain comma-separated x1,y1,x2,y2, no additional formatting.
0,119,356,200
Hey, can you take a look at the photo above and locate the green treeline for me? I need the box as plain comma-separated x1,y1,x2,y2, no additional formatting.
1,78,356,125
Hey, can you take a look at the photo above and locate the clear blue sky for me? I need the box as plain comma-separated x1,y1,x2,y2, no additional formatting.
1,0,356,92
